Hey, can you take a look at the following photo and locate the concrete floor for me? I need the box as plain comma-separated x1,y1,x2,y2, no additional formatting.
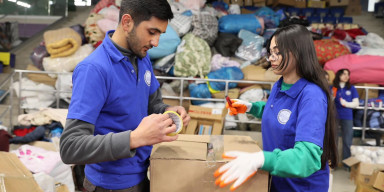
2,4,384,192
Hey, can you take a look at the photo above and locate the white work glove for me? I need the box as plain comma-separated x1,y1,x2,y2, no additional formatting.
214,151,264,191
340,98,359,108
226,99,252,116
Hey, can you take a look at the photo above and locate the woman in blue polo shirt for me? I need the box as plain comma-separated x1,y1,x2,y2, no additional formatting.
332,69,359,163
214,24,338,192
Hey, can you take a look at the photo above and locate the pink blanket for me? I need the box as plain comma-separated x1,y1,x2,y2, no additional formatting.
324,54,384,85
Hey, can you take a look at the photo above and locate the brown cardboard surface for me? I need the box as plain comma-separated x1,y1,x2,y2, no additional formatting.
355,83,379,99
244,0,253,6
231,0,244,6
343,154,384,185
0,152,43,192
224,135,258,152
295,0,306,8
307,0,326,8
327,0,349,6
150,135,268,192
266,0,275,5
238,65,279,87
212,88,240,99
150,140,208,161
163,98,190,111
276,0,295,6
348,0,360,5
10,141,58,152
356,183,381,192
254,1,266,6
187,105,227,135
345,4,362,15
343,156,360,167
188,105,226,121
373,171,384,191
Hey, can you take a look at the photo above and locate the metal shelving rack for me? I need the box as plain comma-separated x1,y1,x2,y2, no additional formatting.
353,86,384,141
9,70,384,142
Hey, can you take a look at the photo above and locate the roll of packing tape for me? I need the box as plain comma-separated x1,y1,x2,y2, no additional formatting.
164,111,183,136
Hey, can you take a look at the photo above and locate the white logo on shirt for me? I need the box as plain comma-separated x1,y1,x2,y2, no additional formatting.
346,90,351,96
278,109,291,125
144,70,151,86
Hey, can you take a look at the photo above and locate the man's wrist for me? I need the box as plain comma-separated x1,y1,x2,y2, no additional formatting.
130,130,142,149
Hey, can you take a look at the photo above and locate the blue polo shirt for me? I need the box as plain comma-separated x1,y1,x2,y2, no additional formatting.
333,86,359,120
67,31,160,189
262,78,329,191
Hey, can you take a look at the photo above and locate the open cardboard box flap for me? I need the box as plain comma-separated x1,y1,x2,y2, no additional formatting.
151,135,260,161
343,157,384,175
0,152,43,192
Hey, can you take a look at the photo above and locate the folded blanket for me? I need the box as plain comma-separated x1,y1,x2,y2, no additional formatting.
44,28,82,58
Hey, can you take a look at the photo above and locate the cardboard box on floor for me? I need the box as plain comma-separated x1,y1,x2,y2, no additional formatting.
150,134,268,192
343,147,384,186
372,170,384,191
355,182,381,192
9,141,71,191
0,152,43,192
186,105,227,135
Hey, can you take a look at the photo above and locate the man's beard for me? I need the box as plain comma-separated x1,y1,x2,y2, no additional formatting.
126,27,146,58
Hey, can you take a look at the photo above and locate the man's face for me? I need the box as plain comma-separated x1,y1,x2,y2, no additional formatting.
126,17,168,58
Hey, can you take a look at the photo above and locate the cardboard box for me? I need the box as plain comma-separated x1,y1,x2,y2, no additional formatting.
186,105,227,135
244,0,253,6
238,65,280,88
343,146,384,185
295,0,307,8
266,0,275,5
345,4,362,15
0,152,43,192
254,1,266,6
355,83,379,100
162,89,191,111
163,98,190,112
276,0,295,6
372,171,384,191
150,135,269,192
348,0,360,5
355,183,381,192
307,0,326,8
231,0,244,6
327,0,349,6
212,88,240,99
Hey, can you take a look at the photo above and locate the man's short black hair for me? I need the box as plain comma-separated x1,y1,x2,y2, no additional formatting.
119,0,174,25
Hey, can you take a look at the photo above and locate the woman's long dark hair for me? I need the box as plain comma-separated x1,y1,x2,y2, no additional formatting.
333,69,351,89
269,24,338,169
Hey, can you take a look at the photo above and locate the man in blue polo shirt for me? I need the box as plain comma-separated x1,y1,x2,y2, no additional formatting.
59,0,190,191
